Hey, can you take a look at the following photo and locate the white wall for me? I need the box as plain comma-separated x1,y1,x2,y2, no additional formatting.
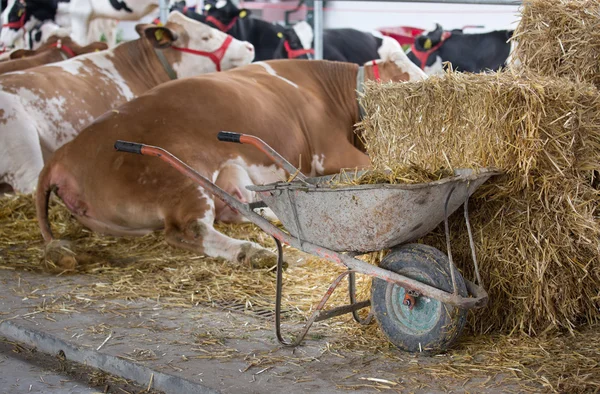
323,1,521,33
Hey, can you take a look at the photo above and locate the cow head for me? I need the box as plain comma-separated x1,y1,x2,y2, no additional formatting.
0,0,28,48
273,21,314,60
204,0,250,32
26,20,69,50
366,51,428,83
136,11,254,77
414,23,444,52
408,23,449,75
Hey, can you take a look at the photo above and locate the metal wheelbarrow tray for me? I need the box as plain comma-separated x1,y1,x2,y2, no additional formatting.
114,132,498,354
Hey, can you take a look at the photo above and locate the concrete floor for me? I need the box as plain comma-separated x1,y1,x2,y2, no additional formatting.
0,269,526,394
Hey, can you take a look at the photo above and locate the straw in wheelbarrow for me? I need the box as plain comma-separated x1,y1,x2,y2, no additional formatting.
358,70,600,335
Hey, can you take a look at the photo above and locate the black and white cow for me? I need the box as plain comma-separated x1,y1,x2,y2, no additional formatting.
271,21,401,65
0,0,70,49
205,1,400,65
169,0,312,61
407,23,514,75
1,0,165,49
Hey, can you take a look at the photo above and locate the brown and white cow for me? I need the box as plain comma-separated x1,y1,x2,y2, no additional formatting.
36,53,427,268
0,11,254,194
0,36,108,75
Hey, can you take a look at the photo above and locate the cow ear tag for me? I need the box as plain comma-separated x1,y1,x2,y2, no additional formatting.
424,38,432,50
155,29,164,41
239,10,247,18
277,32,283,38
18,9,24,17
204,4,211,10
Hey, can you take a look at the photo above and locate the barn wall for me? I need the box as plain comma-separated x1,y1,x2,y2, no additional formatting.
324,1,520,32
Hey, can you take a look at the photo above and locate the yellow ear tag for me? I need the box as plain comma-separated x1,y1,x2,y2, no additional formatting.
17,9,24,17
155,29,164,41
95,49,100,52
424,38,432,50
277,32,283,39
239,10,247,18
204,4,211,10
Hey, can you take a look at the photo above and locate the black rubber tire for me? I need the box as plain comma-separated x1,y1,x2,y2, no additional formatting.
371,243,468,354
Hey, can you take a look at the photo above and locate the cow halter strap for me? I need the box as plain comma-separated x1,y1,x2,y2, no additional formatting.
356,66,366,120
206,16,237,33
356,61,382,120
2,10,26,29
171,35,233,72
50,40,76,59
410,31,452,70
283,40,314,59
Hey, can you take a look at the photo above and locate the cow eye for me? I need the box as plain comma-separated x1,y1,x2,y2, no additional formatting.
201,35,212,41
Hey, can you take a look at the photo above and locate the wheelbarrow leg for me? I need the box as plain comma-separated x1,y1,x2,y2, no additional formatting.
348,271,374,325
274,238,370,347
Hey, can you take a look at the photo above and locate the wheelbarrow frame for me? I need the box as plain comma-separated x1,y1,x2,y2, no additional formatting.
114,133,491,348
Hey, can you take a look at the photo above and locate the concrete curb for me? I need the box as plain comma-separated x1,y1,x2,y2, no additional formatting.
0,320,219,394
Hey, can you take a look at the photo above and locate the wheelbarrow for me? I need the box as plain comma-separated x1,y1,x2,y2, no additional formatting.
114,132,498,354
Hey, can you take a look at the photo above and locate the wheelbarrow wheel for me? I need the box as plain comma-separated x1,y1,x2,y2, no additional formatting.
371,243,468,354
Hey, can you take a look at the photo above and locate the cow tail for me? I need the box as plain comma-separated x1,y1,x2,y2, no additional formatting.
35,163,55,244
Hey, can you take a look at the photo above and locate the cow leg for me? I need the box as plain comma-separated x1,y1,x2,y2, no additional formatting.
0,119,44,194
319,141,372,175
68,0,94,45
214,163,279,223
164,187,278,269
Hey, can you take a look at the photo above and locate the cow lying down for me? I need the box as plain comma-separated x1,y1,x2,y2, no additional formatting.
0,11,254,194
0,36,108,75
36,54,427,269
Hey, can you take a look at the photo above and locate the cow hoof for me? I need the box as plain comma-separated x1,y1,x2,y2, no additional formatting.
44,240,78,271
237,244,287,270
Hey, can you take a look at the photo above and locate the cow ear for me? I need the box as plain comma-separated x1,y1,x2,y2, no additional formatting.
10,49,35,59
238,8,250,18
138,25,179,48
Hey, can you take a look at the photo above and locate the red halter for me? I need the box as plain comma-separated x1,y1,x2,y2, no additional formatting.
171,35,233,72
49,40,76,58
410,31,452,70
371,60,381,82
205,15,237,33
283,40,314,59
2,9,26,29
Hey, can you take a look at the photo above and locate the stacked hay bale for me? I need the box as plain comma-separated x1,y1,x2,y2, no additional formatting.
509,0,600,88
359,0,600,335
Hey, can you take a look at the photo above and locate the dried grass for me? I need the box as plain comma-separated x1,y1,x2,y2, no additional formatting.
358,71,600,335
1,194,599,392
509,0,600,88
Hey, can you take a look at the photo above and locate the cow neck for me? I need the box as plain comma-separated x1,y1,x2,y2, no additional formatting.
312,61,362,130
111,38,175,91
411,31,452,70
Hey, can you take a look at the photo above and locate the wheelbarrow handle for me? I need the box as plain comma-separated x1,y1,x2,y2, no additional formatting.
217,131,307,182
114,140,143,154
217,131,242,143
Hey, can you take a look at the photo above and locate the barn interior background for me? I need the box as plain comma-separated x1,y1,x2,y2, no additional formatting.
1,0,599,393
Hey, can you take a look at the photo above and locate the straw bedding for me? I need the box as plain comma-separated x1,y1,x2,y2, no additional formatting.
509,0,600,88
1,194,599,392
358,70,600,335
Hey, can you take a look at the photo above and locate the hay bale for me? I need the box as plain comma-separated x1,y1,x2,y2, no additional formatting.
509,0,600,87
359,72,600,334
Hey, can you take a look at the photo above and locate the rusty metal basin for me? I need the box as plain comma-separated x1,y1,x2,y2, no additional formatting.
248,169,497,253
